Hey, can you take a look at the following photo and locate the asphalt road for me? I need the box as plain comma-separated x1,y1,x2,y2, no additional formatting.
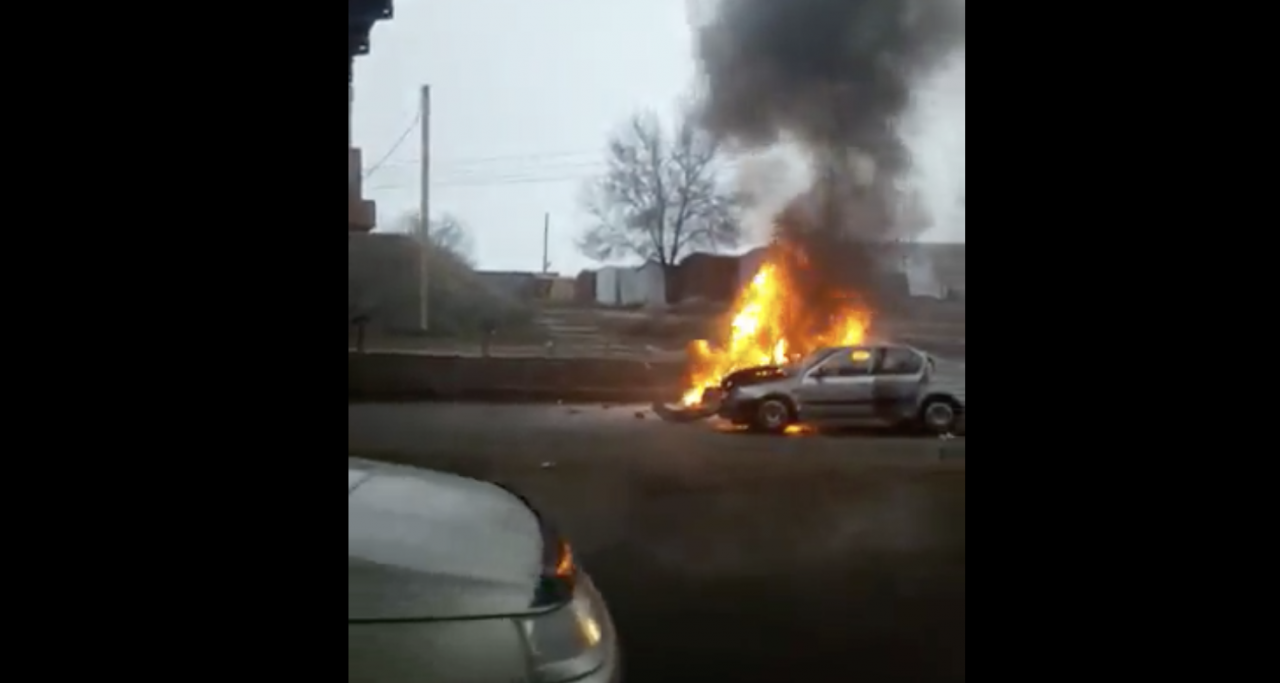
349,403,966,683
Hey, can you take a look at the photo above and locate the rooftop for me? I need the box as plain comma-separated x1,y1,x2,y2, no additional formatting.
349,0,393,60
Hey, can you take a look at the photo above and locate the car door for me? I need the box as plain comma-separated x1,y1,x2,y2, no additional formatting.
871,346,928,424
794,346,878,423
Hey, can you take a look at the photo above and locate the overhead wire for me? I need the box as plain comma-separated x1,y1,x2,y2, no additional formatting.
361,106,423,180
365,153,752,191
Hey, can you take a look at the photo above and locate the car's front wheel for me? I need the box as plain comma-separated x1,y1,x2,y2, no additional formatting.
920,396,962,435
752,397,795,433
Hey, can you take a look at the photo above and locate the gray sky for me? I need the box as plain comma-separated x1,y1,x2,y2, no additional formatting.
353,0,966,274
353,0,700,274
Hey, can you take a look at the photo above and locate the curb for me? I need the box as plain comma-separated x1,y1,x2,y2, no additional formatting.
348,386,686,404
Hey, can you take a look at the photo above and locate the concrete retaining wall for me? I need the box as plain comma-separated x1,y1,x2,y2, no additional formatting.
349,352,688,403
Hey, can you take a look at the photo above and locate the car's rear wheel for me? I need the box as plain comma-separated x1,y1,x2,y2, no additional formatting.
752,397,794,433
920,396,962,435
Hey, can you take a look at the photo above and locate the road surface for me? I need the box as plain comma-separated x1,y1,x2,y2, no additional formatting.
349,403,965,683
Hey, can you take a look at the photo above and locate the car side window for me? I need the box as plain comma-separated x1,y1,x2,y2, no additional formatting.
878,347,924,375
817,347,876,377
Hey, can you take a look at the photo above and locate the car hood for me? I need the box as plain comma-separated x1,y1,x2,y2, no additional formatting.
348,458,544,621
721,364,790,389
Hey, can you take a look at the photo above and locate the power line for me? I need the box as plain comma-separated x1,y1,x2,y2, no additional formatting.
363,162,606,189
368,150,601,170
440,158,605,174
366,158,755,191
437,173,600,188
433,149,601,165
365,160,756,192
362,107,423,180
367,174,587,192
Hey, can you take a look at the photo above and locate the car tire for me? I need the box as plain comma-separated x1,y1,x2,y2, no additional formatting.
752,397,794,434
919,396,962,435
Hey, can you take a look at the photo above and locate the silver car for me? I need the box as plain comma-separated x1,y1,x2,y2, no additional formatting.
715,343,966,434
349,458,621,683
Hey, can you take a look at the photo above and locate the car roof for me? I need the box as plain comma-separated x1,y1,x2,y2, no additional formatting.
826,341,925,354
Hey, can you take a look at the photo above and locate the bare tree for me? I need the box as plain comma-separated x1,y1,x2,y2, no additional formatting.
578,110,743,267
391,211,475,265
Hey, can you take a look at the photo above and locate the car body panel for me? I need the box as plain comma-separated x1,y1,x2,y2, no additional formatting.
794,345,879,421
349,572,621,683
348,458,623,683
716,343,966,430
349,617,529,683
347,458,543,621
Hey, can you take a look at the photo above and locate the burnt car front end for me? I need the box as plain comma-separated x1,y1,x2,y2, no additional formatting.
712,365,795,425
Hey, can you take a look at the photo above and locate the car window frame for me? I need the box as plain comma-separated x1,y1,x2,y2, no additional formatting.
812,346,877,378
875,346,925,376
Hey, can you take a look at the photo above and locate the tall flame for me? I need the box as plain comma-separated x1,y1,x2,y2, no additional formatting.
681,255,871,405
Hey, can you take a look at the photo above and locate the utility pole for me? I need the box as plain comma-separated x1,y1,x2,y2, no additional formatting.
542,212,551,273
418,84,431,332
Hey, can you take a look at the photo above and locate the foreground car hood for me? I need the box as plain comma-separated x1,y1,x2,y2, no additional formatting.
348,458,543,620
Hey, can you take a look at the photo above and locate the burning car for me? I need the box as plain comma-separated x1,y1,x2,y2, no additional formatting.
704,342,965,434
659,237,964,435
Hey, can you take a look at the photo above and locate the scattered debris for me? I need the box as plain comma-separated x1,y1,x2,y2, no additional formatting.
634,411,646,419
651,400,717,423
540,461,556,469
566,408,581,415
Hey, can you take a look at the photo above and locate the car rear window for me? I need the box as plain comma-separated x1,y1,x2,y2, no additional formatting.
879,348,924,375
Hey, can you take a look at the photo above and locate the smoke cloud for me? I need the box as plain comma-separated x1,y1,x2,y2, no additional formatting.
899,47,966,243
695,0,965,309
698,0,963,170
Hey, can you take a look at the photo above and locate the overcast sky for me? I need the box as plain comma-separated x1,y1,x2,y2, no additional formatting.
353,0,701,274
353,0,965,275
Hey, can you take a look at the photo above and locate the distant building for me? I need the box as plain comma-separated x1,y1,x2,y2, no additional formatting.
475,271,542,302
594,263,667,308
474,270,578,303
546,277,575,302
673,252,739,303
734,241,965,301
573,270,597,304
349,1,393,67
736,247,770,291
348,1,393,233
881,242,966,300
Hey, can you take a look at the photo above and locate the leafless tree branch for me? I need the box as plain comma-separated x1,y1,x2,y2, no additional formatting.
391,211,475,266
578,109,743,266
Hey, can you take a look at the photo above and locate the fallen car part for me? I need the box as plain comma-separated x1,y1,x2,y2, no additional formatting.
650,400,718,423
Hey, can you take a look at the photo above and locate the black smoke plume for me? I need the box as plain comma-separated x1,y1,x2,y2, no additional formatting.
697,0,964,306
697,0,963,177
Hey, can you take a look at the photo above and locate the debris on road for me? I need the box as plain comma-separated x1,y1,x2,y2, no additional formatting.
651,400,717,423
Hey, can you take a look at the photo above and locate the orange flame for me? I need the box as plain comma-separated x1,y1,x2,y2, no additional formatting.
681,255,872,406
